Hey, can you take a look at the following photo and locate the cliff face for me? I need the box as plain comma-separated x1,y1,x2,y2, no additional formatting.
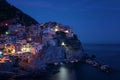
41,46,84,63
0,0,38,26
36,22,84,63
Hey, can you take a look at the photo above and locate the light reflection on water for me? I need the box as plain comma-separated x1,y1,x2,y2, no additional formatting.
59,65,70,80
51,64,76,80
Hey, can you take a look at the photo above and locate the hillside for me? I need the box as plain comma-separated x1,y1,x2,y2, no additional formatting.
0,0,38,26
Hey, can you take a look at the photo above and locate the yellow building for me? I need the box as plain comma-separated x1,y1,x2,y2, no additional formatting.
4,44,15,55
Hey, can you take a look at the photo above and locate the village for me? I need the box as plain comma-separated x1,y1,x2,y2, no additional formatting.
0,21,83,71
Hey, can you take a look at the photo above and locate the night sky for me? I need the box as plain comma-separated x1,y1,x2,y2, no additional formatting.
7,0,120,44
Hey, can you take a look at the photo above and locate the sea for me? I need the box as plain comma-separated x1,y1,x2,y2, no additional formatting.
5,44,120,80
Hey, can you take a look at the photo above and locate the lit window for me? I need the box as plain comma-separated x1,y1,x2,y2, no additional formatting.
64,30,69,33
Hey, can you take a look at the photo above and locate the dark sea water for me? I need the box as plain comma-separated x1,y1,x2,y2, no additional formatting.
8,44,120,80
50,44,120,80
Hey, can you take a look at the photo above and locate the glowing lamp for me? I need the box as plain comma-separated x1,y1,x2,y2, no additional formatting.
61,42,65,46
11,49,15,54
0,51,2,55
55,28,59,32
5,23,8,26
65,30,69,33
28,38,32,41
55,26,59,32
5,32,9,35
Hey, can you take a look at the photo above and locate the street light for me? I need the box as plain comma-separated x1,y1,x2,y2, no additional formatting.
5,32,9,35
55,25,59,32
61,42,65,46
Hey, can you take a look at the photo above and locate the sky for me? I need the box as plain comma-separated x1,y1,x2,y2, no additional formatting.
7,0,120,44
